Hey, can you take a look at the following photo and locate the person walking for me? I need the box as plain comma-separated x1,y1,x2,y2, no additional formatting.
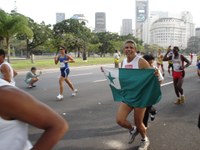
0,49,17,86
54,46,77,100
116,40,151,150
156,49,165,77
25,67,42,88
0,78,68,150
142,54,164,128
113,50,120,68
163,46,190,104
196,53,200,80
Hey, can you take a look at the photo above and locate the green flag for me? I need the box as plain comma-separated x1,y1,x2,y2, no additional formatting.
103,67,162,108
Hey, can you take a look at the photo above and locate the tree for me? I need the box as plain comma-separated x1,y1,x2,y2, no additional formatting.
17,19,53,59
53,19,92,59
0,9,33,62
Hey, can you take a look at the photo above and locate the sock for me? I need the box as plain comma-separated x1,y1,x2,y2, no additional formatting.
142,136,148,141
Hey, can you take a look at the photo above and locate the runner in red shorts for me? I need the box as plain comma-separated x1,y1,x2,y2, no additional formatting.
163,46,190,104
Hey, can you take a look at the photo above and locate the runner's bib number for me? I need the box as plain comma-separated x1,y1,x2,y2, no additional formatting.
60,62,65,68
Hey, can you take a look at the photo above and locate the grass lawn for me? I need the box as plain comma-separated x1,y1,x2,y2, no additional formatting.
10,57,124,71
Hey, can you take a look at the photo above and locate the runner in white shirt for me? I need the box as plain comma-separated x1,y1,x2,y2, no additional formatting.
0,78,68,150
0,49,17,86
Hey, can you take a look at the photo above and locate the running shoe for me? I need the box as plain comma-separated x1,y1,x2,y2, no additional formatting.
128,126,139,144
174,98,181,104
180,95,185,104
138,138,150,150
57,94,63,100
72,89,78,96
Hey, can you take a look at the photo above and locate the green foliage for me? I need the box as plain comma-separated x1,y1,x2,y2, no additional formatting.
0,9,33,62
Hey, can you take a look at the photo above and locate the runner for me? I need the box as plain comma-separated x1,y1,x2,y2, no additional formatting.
142,54,164,128
0,49,17,86
0,78,68,150
156,49,165,76
163,46,190,104
113,50,120,68
116,40,151,150
167,46,173,76
54,46,78,100
196,53,200,80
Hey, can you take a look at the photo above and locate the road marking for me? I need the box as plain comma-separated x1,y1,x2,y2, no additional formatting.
104,140,126,149
161,81,173,87
71,73,93,77
93,79,107,83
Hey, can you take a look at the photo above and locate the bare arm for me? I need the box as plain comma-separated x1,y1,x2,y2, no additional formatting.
66,54,75,63
0,86,68,150
138,58,151,69
181,55,191,68
54,55,60,64
1,64,11,82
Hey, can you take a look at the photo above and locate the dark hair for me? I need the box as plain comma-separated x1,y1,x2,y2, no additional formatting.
0,49,6,58
31,67,37,71
59,45,67,54
173,46,179,51
143,54,155,62
115,50,118,53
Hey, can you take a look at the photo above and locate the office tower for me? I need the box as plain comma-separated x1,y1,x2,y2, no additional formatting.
121,19,133,35
95,12,106,32
56,13,65,23
135,0,149,39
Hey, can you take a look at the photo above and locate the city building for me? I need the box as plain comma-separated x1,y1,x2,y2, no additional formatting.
121,19,133,35
195,28,200,38
150,17,195,49
135,0,149,39
95,12,106,32
142,11,168,44
71,14,88,25
56,13,65,23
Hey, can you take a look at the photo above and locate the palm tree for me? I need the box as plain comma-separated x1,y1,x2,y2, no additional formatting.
0,9,33,62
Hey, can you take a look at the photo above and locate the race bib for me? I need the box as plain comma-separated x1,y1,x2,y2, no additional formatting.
60,62,65,68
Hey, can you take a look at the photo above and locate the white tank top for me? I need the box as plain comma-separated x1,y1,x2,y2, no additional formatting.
0,61,15,86
172,54,183,72
0,79,32,150
122,55,140,69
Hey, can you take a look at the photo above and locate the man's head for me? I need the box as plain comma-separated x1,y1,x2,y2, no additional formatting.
123,39,137,57
143,54,155,67
173,46,179,56
31,67,37,73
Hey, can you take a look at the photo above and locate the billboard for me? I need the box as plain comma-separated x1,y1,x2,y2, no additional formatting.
136,0,148,22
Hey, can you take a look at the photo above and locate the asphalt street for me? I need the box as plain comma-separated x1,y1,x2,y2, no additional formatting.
15,61,200,150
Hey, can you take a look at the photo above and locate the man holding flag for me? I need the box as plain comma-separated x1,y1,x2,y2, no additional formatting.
102,40,162,150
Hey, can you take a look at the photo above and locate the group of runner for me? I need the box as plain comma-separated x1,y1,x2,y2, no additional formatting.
0,41,199,150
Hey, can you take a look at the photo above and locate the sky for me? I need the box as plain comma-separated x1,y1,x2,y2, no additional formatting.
0,0,200,33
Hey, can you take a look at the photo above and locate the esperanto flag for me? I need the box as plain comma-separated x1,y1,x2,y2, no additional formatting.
103,67,162,108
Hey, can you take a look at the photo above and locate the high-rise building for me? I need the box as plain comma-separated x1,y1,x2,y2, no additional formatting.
150,17,195,48
56,13,65,23
95,12,106,32
135,0,149,39
121,19,133,35
196,28,200,38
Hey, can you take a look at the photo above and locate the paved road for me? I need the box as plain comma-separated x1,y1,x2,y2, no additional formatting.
15,62,200,150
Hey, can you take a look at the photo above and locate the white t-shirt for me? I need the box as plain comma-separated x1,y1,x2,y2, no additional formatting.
122,55,140,69
0,61,15,86
0,79,32,150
